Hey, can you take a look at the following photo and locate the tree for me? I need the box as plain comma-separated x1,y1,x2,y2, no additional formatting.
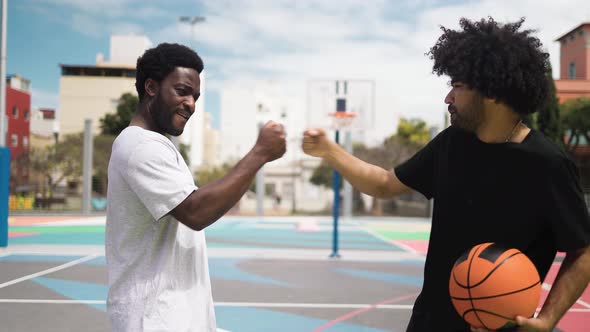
92,134,116,195
561,98,590,154
28,133,83,196
536,66,562,146
309,118,430,215
100,93,138,135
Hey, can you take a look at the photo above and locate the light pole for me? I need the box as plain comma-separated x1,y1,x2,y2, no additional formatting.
179,16,206,45
174,16,205,150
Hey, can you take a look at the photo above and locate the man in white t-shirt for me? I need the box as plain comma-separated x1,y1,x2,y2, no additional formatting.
106,43,286,331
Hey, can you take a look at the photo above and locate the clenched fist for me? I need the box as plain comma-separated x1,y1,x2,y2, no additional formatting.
255,121,287,162
301,128,334,158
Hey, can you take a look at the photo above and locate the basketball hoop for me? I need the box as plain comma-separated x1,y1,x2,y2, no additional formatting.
328,112,357,130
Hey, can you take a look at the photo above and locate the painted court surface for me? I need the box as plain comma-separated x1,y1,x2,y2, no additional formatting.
0,215,588,331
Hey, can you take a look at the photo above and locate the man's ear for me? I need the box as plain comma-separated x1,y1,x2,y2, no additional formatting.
145,78,159,98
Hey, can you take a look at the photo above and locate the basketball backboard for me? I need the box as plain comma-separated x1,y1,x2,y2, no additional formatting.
306,79,375,132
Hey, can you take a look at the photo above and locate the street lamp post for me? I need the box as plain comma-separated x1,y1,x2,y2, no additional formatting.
174,16,206,150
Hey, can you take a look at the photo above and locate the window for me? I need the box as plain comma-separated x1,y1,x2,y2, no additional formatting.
11,134,18,147
12,106,18,119
570,34,575,41
579,30,584,36
569,62,576,79
23,136,28,148
24,109,29,121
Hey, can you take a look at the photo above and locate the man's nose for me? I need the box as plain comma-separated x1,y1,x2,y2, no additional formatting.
444,91,454,105
183,97,196,113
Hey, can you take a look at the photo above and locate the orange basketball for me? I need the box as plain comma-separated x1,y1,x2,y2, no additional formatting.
449,242,541,330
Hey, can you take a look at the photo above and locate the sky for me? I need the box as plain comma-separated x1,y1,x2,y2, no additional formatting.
7,0,590,134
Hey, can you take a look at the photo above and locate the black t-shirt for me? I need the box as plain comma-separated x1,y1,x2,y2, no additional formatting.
395,126,590,332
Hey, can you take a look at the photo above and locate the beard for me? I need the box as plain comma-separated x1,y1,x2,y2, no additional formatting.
150,92,184,136
449,96,485,133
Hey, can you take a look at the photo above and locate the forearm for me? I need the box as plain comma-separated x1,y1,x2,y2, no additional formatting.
324,143,399,198
537,246,590,328
184,148,267,229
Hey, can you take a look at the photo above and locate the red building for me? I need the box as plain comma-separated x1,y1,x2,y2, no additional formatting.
5,75,31,189
555,23,590,101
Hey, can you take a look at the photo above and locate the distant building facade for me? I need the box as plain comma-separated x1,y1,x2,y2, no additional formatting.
58,35,214,171
6,74,31,190
555,23,590,101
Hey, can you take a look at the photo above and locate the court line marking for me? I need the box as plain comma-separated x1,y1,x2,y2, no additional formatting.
360,225,421,254
0,299,588,313
0,299,414,309
312,293,420,332
0,255,98,289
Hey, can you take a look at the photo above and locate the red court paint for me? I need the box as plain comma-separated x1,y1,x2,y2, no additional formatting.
312,293,419,332
7,232,38,238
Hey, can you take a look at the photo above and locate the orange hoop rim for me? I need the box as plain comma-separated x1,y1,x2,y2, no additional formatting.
328,112,357,118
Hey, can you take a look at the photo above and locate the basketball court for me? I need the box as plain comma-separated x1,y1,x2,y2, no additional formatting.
0,215,588,331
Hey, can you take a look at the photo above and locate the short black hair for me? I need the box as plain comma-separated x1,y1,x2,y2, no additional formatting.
427,17,550,115
135,43,204,101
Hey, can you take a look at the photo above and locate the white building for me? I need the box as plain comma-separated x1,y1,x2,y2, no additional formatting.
219,80,335,213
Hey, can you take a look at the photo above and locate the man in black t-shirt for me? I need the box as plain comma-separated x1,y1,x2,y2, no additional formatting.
301,17,590,332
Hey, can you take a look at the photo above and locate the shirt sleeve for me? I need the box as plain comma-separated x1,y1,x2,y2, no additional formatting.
394,129,444,200
125,140,197,221
546,155,590,252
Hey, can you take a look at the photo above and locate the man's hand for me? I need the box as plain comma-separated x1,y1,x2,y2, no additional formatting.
301,128,334,158
254,121,286,162
470,316,554,332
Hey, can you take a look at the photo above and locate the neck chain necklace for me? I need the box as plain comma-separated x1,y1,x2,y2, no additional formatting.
505,119,523,143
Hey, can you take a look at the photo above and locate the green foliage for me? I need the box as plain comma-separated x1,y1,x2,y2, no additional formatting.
28,133,84,195
310,162,339,189
394,118,430,146
537,66,562,146
309,118,430,188
92,134,116,195
100,93,138,135
561,98,590,153
194,162,257,191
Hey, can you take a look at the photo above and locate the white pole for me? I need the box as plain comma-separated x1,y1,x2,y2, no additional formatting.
82,119,93,215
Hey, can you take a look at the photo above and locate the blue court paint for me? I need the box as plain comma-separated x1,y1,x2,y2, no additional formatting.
32,276,107,311
215,306,392,332
0,254,83,263
7,232,104,245
0,254,105,265
209,258,291,287
334,268,423,287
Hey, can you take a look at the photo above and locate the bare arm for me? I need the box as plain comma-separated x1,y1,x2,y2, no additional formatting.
302,128,411,199
171,121,286,231
525,245,590,330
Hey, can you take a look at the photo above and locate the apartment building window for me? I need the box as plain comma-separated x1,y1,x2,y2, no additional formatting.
23,136,28,148
24,109,30,121
569,62,576,79
11,134,18,147
12,106,18,119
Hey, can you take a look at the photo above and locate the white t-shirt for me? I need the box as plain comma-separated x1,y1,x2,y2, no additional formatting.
106,126,216,332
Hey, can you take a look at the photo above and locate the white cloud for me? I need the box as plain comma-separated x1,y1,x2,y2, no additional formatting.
187,0,587,140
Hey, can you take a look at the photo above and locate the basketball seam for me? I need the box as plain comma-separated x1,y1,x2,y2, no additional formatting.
462,308,515,321
466,244,488,330
452,252,523,289
450,280,541,300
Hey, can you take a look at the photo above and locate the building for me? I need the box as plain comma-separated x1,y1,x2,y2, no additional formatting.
58,35,214,171
58,35,151,136
555,22,590,102
6,74,32,190
30,108,57,148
